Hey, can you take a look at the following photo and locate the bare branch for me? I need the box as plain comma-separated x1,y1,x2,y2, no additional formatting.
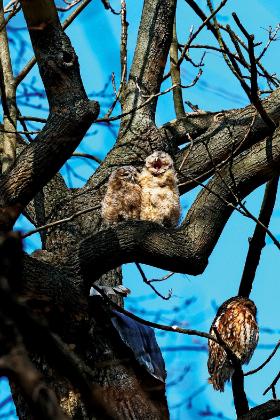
72,152,102,164
238,400,280,420
119,0,128,107
244,340,280,377
232,368,249,417
92,285,219,343
263,370,280,397
0,0,20,32
15,0,93,86
232,13,276,130
75,127,280,282
122,0,176,122
0,0,99,231
100,0,120,15
22,204,100,239
258,24,280,61
97,74,202,124
0,0,17,173
238,176,279,297
170,17,185,119
135,262,172,300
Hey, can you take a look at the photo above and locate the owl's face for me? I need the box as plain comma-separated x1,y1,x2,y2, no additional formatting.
145,151,174,176
110,166,139,183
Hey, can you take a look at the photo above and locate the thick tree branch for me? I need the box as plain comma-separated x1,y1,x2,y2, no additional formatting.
0,0,99,231
0,343,69,420
122,0,176,123
0,234,69,420
174,89,280,193
0,233,117,419
162,88,280,149
74,127,280,282
0,0,17,173
232,368,249,417
161,112,217,145
15,0,93,86
238,400,280,420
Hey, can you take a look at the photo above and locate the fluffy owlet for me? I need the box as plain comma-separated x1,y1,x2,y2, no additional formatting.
208,296,259,392
101,166,141,224
139,151,180,227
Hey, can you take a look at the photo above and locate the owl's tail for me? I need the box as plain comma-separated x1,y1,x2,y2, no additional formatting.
208,362,234,392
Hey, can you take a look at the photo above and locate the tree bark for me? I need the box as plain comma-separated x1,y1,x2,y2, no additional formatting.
1,0,280,419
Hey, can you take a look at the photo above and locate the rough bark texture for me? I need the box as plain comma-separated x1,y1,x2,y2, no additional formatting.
1,0,280,419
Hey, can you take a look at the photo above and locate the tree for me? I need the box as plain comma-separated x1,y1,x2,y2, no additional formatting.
1,0,280,418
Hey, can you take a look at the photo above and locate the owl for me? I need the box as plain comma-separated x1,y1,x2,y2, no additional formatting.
208,296,259,392
139,151,180,227
101,166,141,224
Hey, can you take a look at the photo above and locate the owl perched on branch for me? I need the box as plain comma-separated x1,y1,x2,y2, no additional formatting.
101,166,141,224
139,151,180,227
208,296,259,392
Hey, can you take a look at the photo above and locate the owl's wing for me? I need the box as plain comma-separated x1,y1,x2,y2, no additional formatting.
240,311,259,364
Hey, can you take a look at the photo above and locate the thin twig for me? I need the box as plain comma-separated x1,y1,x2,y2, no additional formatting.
17,115,47,123
135,262,172,300
92,285,221,344
57,0,83,12
22,205,100,238
149,272,175,283
100,0,120,15
104,67,126,119
179,168,280,252
97,71,202,124
232,13,276,130
244,340,280,376
263,370,280,396
0,0,20,31
72,152,102,164
163,0,228,82
258,24,280,61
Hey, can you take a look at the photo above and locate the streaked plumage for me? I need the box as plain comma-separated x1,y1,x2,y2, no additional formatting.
139,151,180,227
101,166,141,224
208,296,259,392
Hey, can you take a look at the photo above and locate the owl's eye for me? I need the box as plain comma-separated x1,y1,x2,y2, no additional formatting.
122,171,131,178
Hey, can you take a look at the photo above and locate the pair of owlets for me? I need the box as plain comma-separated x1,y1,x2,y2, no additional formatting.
101,151,180,227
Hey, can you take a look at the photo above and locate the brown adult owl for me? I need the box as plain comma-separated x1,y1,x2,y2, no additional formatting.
139,151,180,227
208,296,259,392
101,166,141,224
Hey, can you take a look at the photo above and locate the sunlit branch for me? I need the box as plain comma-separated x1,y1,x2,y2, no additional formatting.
15,0,93,86
170,17,185,119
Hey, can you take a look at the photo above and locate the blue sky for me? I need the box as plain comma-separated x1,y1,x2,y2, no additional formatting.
1,0,280,419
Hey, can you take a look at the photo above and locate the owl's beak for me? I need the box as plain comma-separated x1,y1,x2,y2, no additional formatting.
153,158,162,171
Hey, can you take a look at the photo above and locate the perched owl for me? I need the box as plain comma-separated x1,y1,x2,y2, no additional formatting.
101,166,141,224
139,151,180,227
208,296,259,392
